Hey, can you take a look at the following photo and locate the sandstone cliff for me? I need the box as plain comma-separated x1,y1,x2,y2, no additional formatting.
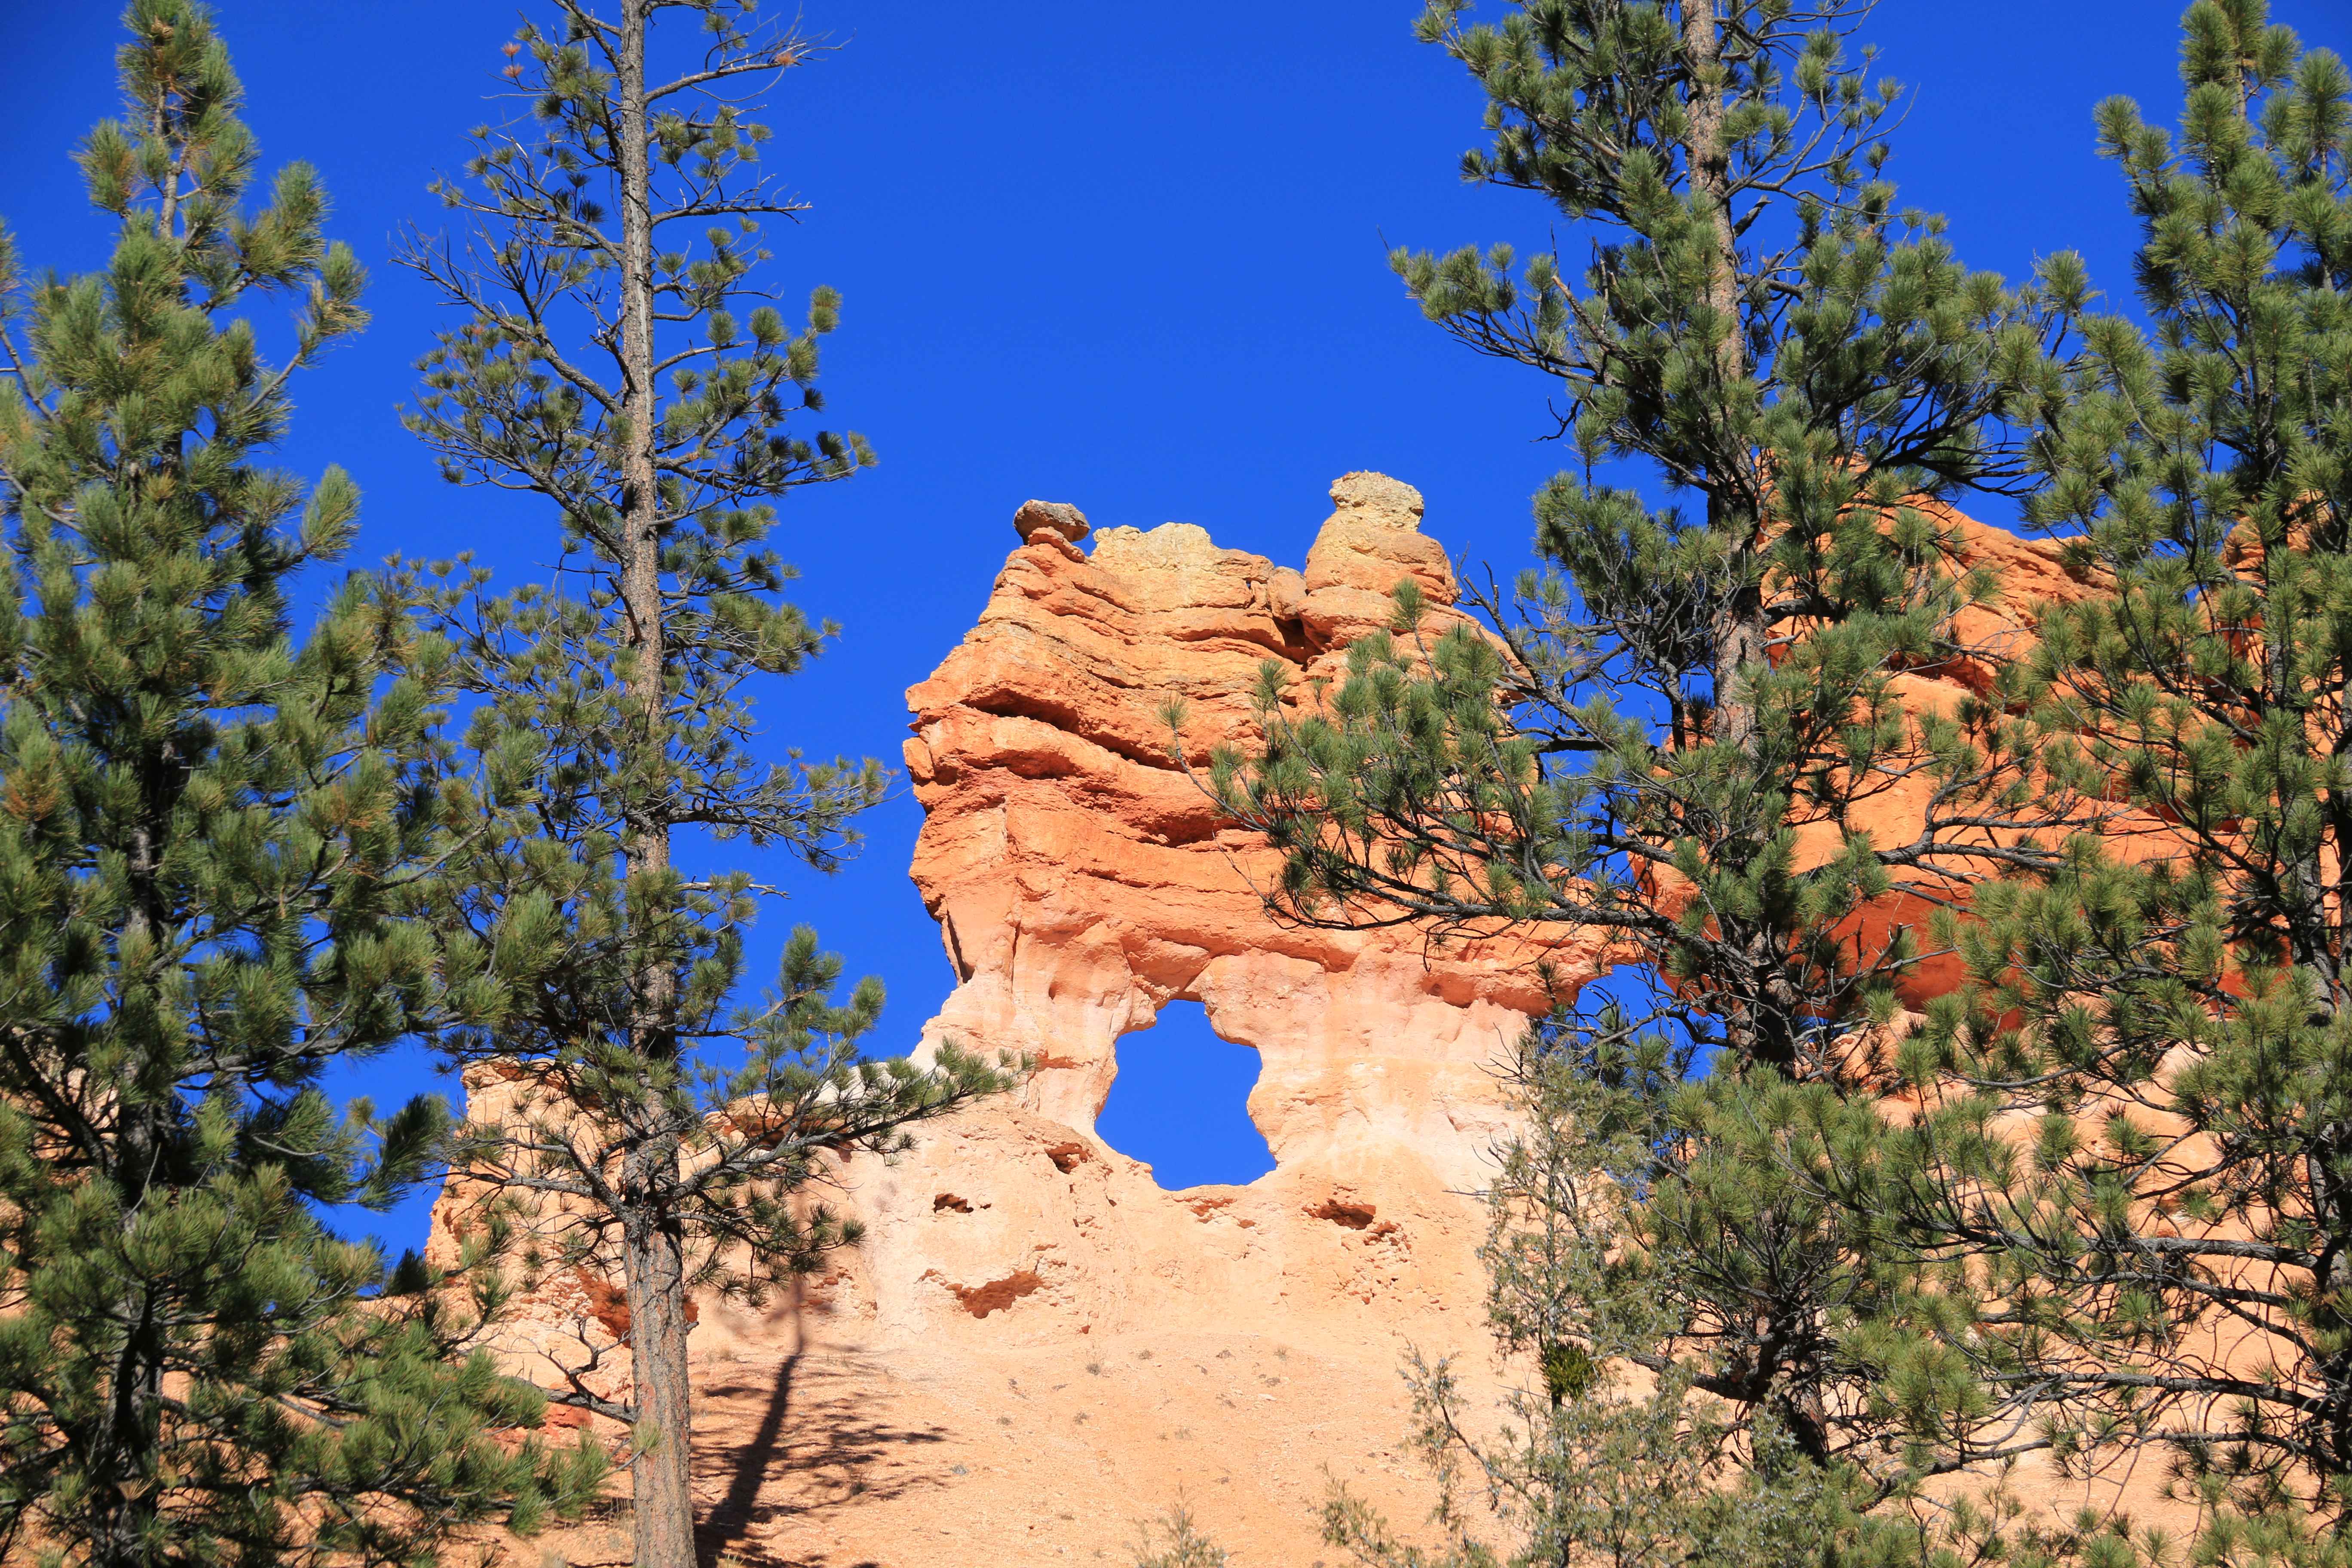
450,475,2120,1567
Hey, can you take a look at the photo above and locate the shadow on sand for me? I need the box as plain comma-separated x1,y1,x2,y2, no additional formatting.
693,1351,952,1568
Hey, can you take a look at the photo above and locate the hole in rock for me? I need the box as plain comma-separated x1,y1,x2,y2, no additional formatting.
1096,999,1276,1191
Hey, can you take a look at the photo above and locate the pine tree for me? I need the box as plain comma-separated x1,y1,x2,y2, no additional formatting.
394,5,1016,1563
1199,0,2088,1553
1900,0,2352,1531
1314,1017,1889,1568
0,4,602,1564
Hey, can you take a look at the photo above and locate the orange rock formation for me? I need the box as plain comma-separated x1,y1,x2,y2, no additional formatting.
450,475,2125,1567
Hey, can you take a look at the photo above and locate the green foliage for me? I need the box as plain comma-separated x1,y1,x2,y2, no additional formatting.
1314,1015,2198,1568
0,4,601,1562
1211,0,2080,1075
388,6,1020,1546
1202,2,2086,1549
1897,0,2352,1527
1329,1030,1845,1568
404,12,875,603
1312,1013,1986,1568
1131,1507,1231,1568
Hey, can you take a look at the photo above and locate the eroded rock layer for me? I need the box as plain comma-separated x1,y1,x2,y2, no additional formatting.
450,475,2118,1566
719,475,1585,1562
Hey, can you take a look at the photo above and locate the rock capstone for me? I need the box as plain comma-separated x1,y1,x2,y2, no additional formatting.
1012,498,1090,560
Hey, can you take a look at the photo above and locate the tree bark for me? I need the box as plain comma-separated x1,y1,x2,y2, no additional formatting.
613,4,696,1563
1681,0,1763,765
621,1157,696,1568
1678,2,1789,1075
89,665,178,1568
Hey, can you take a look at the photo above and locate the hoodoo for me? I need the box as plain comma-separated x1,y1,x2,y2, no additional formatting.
435,474,2112,1565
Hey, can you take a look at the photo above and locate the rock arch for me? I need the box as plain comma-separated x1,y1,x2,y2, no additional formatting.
432,472,2122,1564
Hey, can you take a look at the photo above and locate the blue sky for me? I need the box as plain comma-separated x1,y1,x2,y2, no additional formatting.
4,0,2335,1248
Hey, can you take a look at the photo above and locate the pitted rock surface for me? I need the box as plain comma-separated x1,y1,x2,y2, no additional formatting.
439,476,2163,1565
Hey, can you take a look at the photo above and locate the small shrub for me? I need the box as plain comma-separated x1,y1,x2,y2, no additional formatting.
1132,1507,1228,1568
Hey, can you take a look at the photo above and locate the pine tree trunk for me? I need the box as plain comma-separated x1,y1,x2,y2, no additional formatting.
621,1161,697,1568
90,770,175,1567
613,4,696,1563
87,1291,162,1568
1681,0,1761,762
1680,2,1790,1072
